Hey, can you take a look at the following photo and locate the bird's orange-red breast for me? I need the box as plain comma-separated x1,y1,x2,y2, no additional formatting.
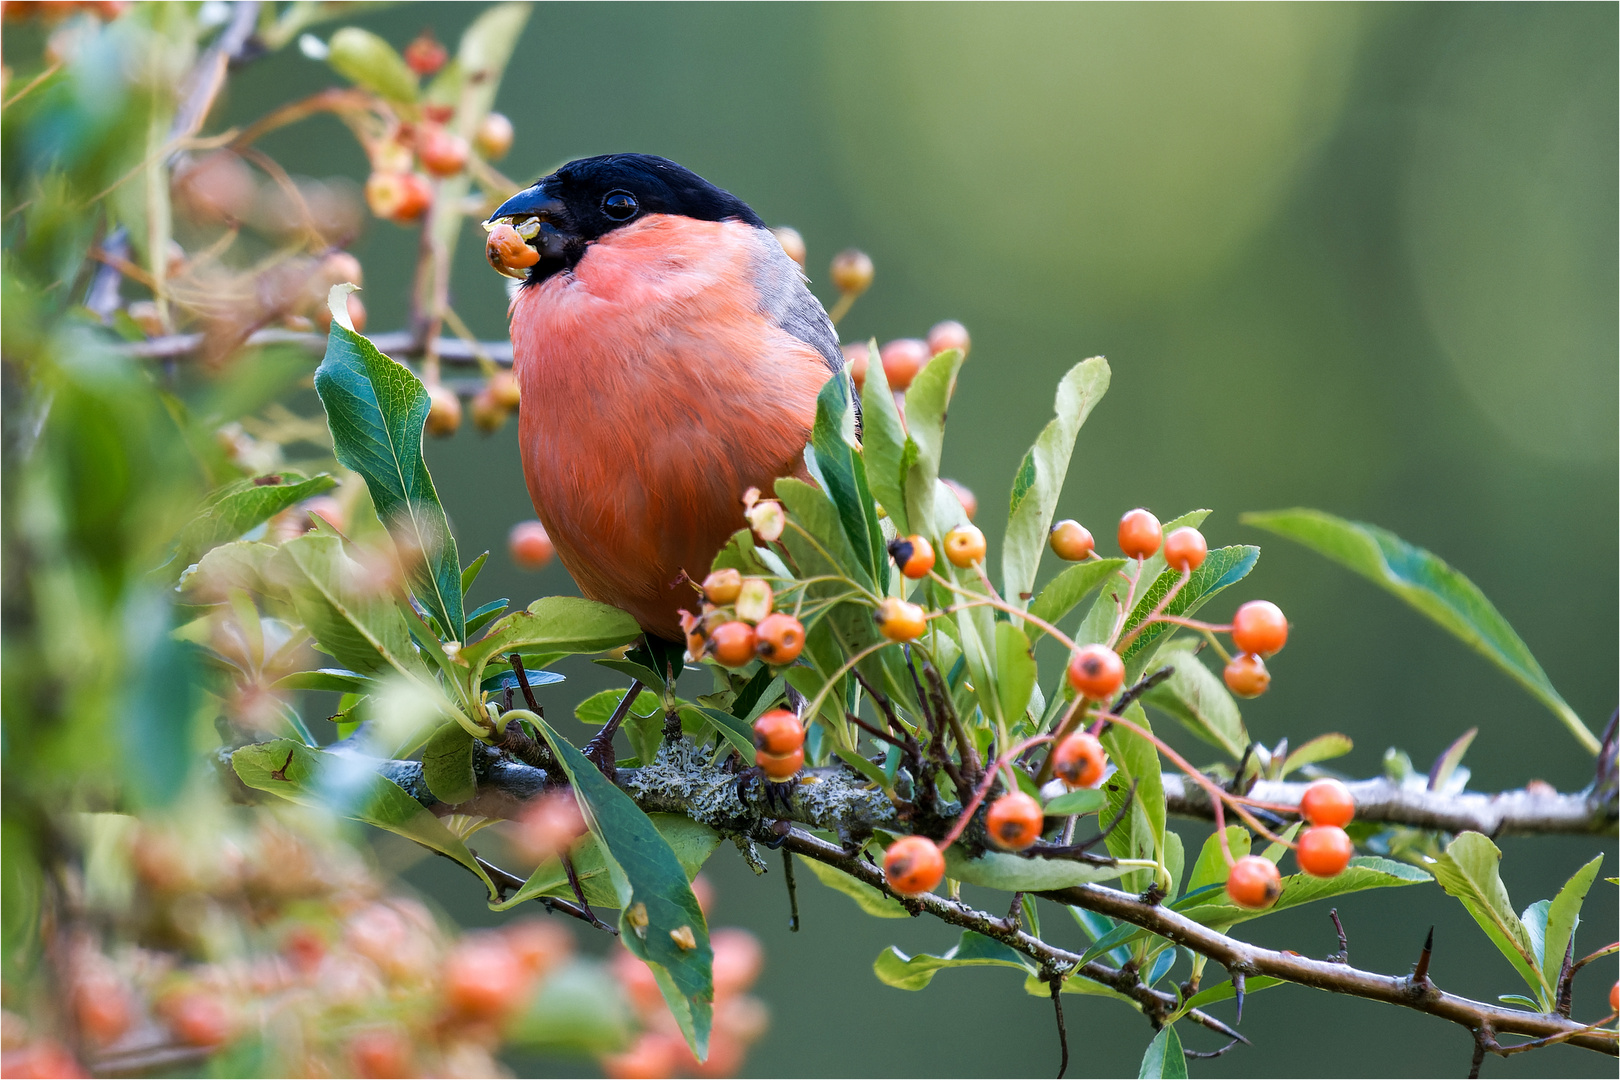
487,155,851,639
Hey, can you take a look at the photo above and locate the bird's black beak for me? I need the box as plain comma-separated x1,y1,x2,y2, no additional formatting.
484,183,574,264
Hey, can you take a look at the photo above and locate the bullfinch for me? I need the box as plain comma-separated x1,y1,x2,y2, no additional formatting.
484,154,854,641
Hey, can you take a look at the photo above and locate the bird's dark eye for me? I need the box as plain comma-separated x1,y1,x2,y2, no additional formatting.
602,191,638,221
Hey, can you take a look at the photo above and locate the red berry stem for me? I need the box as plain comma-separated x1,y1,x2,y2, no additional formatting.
1115,567,1193,651
938,733,1055,853
1105,558,1147,649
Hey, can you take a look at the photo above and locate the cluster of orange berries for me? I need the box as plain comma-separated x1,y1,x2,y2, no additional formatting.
871,525,987,642
681,570,807,670
842,321,971,395
423,368,521,437
1224,778,1357,909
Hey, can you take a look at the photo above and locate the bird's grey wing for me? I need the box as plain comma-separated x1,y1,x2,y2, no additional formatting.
749,230,861,436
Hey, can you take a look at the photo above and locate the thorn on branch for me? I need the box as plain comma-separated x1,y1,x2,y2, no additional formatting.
561,852,616,934
268,748,294,782
1411,926,1435,992
508,654,543,713
1233,971,1246,1024
1184,1037,1243,1060
1328,908,1350,964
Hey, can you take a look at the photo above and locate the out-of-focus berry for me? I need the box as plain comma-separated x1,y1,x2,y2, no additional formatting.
470,386,508,433
442,939,528,1019
927,319,970,358
511,790,587,863
745,498,785,543
771,226,806,268
174,151,257,223
365,172,432,224
416,126,469,178
829,249,873,295
508,520,554,570
711,928,764,997
486,370,521,411
425,384,462,437
403,31,447,76
348,1027,415,1079
164,992,233,1047
475,112,514,160
942,478,977,520
842,341,870,392
734,578,773,623
880,338,928,392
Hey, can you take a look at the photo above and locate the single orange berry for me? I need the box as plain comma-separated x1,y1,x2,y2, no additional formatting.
165,992,233,1047
708,621,757,667
487,370,521,411
829,248,874,295
752,709,804,755
702,568,743,604
1117,508,1163,560
1067,644,1125,700
1163,527,1207,572
875,598,927,642
754,612,805,665
365,171,431,224
1052,732,1108,789
416,125,469,177
1299,778,1355,828
474,111,514,160
986,791,1044,851
943,478,977,520
880,338,929,392
1296,825,1354,878
888,534,936,579
1231,600,1288,656
1223,653,1270,697
883,835,945,896
756,745,804,782
1049,519,1094,561
842,341,869,392
403,31,448,75
1611,981,1618,1013
508,521,554,570
1225,855,1282,909
348,1028,415,1080
927,319,970,358
943,523,987,566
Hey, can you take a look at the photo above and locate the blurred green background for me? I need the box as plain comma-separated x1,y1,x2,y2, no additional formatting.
228,3,1616,1076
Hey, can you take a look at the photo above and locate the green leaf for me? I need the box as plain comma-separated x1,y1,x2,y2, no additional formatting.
1027,558,1127,641
775,477,872,589
943,845,1133,892
326,27,419,104
1499,994,1544,1011
575,688,662,727
1428,727,1476,793
1022,970,1139,1005
495,814,721,912
595,657,668,697
462,597,641,688
873,931,1035,991
161,471,335,581
1001,357,1110,608
461,551,489,596
1280,733,1354,777
811,372,886,587
1430,832,1545,997
268,534,429,680
1174,856,1430,931
533,718,713,1059
1180,976,1285,1013
858,338,913,535
1542,854,1603,986
1120,545,1259,680
800,857,910,918
503,960,632,1054
315,322,465,642
1243,509,1596,753
1184,827,1251,896
124,601,202,807
1142,649,1248,759
1044,788,1106,816
995,621,1038,725
692,707,761,763
1101,704,1166,885
421,722,477,804
271,668,370,694
902,350,968,538
231,739,494,897
1137,1023,1187,1079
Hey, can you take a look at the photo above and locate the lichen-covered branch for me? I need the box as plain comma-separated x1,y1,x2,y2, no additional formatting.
1162,774,1616,836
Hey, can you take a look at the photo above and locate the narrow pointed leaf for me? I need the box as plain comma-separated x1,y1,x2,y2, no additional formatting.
1027,558,1127,641
858,338,912,535
811,372,886,587
943,845,1132,892
901,349,967,538
493,814,721,912
1542,854,1603,988
315,322,465,641
1243,509,1596,753
1180,976,1285,1013
1280,733,1354,777
462,597,640,686
1001,357,1110,608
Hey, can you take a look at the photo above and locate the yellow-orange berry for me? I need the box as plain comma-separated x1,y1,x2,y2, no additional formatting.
880,338,928,392
986,792,1044,851
756,745,804,782
470,386,509,433
1231,600,1288,656
702,568,743,604
875,598,927,642
1296,825,1354,878
1163,527,1207,572
1052,732,1107,789
888,534,936,579
943,524,987,567
1223,653,1270,698
1049,520,1094,561
1225,855,1281,909
1299,779,1354,828
508,521,553,570
709,621,757,667
474,112,514,160
883,835,945,896
829,249,873,295
1117,508,1162,560
752,709,804,755
754,612,805,665
1067,644,1125,700
425,384,461,437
